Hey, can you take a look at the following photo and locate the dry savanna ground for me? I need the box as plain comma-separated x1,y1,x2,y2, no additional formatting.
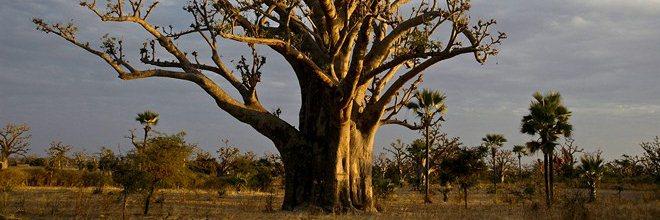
0,185,658,219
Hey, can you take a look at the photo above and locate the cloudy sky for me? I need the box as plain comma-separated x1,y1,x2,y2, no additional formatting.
1,0,659,159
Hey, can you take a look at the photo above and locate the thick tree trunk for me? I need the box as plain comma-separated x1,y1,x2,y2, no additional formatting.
279,79,376,212
280,124,376,212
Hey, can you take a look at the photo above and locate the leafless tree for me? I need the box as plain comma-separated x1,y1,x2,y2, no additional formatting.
0,123,31,169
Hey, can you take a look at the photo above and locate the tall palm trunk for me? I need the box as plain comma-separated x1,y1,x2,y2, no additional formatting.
424,125,432,204
142,126,150,151
588,183,597,202
543,151,550,207
492,148,497,189
549,148,555,205
517,154,522,176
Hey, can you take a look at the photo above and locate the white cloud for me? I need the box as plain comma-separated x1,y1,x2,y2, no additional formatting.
570,16,589,27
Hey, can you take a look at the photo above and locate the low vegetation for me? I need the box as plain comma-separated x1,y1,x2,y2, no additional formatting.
0,92,659,218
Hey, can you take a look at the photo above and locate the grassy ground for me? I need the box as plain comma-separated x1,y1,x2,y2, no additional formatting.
0,185,658,219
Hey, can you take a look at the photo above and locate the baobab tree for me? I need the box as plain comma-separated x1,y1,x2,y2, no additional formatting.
46,141,73,170
0,123,31,170
521,91,572,207
33,0,504,211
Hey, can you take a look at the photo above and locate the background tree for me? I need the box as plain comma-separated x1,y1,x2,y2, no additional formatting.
46,141,72,170
34,0,504,211
521,91,572,207
406,139,426,189
139,132,194,215
98,147,119,173
406,89,447,203
639,136,660,182
188,150,219,176
0,123,31,170
440,145,487,208
216,139,242,178
512,145,527,176
112,153,150,219
492,150,515,184
384,139,409,186
555,137,583,180
135,110,159,150
577,152,604,202
72,151,91,171
372,153,397,198
482,133,507,189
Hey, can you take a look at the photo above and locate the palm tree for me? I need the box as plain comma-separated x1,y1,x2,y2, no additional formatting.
577,153,604,202
520,91,572,207
406,89,447,204
136,110,159,150
482,134,507,188
512,145,527,176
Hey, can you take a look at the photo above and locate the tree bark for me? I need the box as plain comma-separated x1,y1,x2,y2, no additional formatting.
280,123,376,212
279,79,376,212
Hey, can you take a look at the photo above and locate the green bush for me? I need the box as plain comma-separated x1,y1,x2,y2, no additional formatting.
51,169,83,187
81,171,113,187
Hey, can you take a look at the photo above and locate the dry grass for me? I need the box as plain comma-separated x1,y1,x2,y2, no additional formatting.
0,184,658,219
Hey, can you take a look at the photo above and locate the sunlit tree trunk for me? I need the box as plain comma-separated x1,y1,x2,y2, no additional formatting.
279,79,376,212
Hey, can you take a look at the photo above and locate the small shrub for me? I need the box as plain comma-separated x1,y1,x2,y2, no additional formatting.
560,190,589,219
373,177,396,198
0,169,28,192
263,191,276,212
51,169,83,187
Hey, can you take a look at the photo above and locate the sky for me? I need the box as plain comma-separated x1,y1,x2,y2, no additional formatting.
1,0,659,160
